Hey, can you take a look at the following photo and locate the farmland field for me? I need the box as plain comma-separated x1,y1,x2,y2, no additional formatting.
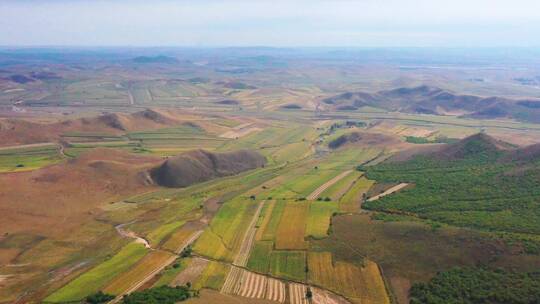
103,250,176,295
274,202,309,250
193,197,260,262
307,252,390,304
44,242,148,302
0,145,63,172
194,261,230,290
338,177,375,213
305,201,338,239
269,251,306,282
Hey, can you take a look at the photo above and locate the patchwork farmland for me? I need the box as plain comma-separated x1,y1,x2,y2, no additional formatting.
5,47,540,304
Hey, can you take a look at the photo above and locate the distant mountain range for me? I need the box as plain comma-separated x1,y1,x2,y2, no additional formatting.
132,55,179,64
323,85,540,123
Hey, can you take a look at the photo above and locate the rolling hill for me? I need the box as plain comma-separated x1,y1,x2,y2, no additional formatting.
150,149,267,188
323,85,540,123
0,109,208,147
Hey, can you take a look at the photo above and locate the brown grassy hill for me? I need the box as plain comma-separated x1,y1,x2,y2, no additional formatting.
0,148,162,236
502,143,540,163
0,108,212,147
323,85,540,123
151,149,266,188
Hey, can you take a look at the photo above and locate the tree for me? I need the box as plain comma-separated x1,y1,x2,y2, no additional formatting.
306,287,313,300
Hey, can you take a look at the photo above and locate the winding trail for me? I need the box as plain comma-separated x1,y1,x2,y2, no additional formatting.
115,222,151,249
307,170,352,200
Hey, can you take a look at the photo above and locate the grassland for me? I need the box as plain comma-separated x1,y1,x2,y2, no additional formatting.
44,242,148,302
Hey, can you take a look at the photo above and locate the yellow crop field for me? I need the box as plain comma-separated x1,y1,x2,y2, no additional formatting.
193,261,230,290
103,250,175,295
255,200,275,240
192,229,234,262
308,252,390,304
162,226,196,253
274,202,309,250
339,177,374,213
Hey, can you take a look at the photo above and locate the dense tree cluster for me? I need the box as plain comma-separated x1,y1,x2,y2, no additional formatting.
362,146,540,235
121,286,191,304
410,267,540,304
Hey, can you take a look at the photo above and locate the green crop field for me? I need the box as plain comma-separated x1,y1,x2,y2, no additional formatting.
319,170,363,201
339,177,374,213
193,197,259,262
305,201,338,239
258,200,286,241
44,242,148,302
246,241,273,273
0,145,63,172
269,250,306,282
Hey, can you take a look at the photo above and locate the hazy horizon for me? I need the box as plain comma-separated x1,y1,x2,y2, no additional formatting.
1,0,540,48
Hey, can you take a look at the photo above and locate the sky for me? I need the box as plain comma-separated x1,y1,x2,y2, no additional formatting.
1,0,540,47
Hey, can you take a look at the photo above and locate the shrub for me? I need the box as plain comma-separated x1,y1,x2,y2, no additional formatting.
86,291,114,304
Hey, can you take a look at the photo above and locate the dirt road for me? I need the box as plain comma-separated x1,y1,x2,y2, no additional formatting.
307,170,352,200
367,183,409,202
233,201,265,267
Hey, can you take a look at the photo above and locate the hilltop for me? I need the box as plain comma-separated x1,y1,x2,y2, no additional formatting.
150,149,267,188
